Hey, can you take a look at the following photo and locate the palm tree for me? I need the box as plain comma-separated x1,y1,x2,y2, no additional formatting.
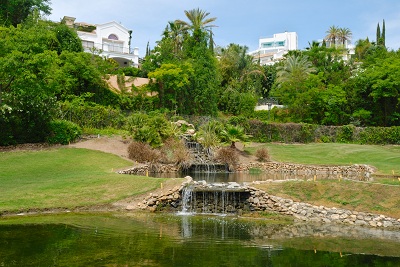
163,21,186,55
325,25,340,47
276,54,316,86
175,8,217,32
338,27,352,47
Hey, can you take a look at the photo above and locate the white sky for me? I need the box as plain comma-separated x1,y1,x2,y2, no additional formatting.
48,0,400,57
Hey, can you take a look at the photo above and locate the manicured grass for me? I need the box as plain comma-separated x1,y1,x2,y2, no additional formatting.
0,148,178,213
254,180,400,218
246,143,400,176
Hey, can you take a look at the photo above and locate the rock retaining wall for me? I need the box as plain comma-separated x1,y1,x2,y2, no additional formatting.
118,164,179,175
136,178,400,229
236,163,374,181
246,185,400,228
118,162,374,181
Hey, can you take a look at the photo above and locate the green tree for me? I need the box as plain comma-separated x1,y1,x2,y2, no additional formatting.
148,62,193,113
175,8,216,33
382,19,386,46
0,0,51,27
376,22,381,44
354,38,371,61
361,52,400,126
275,54,316,86
0,25,59,145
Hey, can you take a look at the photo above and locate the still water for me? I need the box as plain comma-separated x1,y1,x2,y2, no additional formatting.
1,213,399,266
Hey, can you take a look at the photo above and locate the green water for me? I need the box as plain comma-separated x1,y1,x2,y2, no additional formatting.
0,212,399,266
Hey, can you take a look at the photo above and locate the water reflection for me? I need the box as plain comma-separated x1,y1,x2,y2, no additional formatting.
0,213,399,266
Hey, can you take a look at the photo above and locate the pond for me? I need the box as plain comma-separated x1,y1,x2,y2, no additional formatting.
1,212,399,266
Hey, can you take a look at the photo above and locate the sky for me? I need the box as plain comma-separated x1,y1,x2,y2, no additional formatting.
48,0,400,57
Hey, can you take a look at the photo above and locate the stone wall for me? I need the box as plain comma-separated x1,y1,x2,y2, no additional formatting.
118,162,374,181
118,164,179,175
236,162,374,181
246,185,400,228
136,178,400,229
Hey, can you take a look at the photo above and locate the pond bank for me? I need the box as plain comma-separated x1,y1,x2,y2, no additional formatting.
135,177,400,230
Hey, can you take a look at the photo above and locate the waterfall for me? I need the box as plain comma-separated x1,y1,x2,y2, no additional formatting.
179,183,251,215
182,137,229,174
179,185,194,214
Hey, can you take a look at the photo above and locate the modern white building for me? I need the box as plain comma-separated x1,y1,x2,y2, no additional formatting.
62,16,139,68
249,32,298,65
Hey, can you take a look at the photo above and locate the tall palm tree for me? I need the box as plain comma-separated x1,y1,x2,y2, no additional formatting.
175,8,217,32
276,54,316,86
325,25,340,47
338,27,352,47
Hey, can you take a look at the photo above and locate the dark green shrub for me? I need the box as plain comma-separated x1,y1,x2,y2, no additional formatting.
337,125,355,143
125,112,174,147
60,99,126,129
47,120,82,145
357,126,400,145
228,115,250,131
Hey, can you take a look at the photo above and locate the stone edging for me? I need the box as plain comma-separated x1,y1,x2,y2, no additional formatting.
136,177,400,229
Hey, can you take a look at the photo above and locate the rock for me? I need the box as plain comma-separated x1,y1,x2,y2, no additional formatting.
383,221,393,228
331,214,340,221
355,220,367,226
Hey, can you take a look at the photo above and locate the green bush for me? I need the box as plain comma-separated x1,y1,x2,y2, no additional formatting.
47,120,82,145
59,98,126,129
125,112,174,147
337,125,355,143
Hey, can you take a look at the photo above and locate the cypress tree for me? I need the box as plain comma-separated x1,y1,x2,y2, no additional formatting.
382,19,386,46
376,23,381,44
145,41,150,57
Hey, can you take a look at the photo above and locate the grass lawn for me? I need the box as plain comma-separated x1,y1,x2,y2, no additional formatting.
0,148,180,213
254,180,400,218
246,143,400,176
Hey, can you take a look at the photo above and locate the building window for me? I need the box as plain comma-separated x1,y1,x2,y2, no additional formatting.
82,40,94,49
108,34,119,40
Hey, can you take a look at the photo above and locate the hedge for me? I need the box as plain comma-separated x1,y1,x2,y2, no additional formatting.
247,120,400,145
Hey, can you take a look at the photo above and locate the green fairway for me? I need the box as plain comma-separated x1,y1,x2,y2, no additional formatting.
246,143,400,176
0,148,174,213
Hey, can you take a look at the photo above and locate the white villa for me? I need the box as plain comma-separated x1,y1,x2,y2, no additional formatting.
249,32,298,65
62,16,139,68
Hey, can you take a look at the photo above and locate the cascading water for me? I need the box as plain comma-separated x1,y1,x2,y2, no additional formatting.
179,182,251,215
182,137,229,174
179,185,194,214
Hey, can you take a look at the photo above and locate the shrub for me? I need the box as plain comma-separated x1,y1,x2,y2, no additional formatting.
126,113,174,147
337,124,355,143
214,147,239,171
160,138,192,168
255,148,270,162
47,120,82,145
127,141,160,163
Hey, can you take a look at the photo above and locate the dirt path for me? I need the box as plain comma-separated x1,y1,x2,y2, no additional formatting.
68,135,133,160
